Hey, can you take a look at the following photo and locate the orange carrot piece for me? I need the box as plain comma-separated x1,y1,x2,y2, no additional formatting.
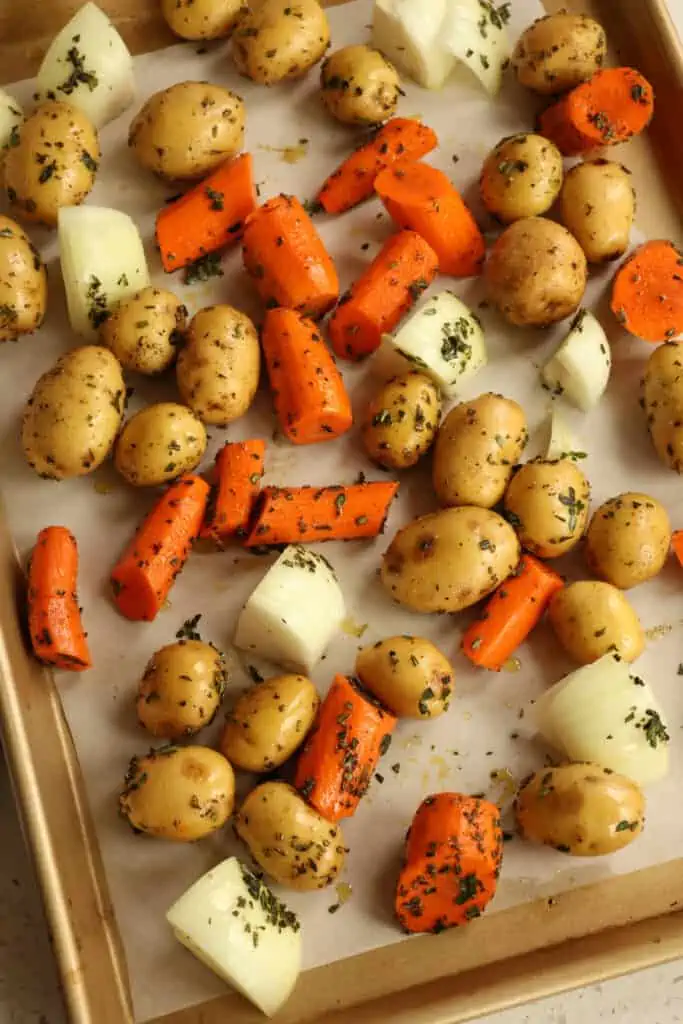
27,526,91,672
610,239,683,343
396,792,503,933
462,554,564,671
375,161,485,277
295,674,397,821
328,230,439,361
262,308,353,444
539,68,654,156
672,530,683,567
111,475,209,621
242,194,339,318
317,118,438,215
200,441,265,543
155,154,257,272
245,481,399,546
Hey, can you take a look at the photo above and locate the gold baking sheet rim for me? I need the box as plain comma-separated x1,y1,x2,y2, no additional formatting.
0,0,681,1022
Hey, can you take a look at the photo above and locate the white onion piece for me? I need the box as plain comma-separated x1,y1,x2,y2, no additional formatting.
37,3,135,127
442,0,511,96
535,654,670,786
0,90,23,150
167,857,301,1018
234,545,345,673
546,408,585,462
58,206,150,340
541,310,611,411
385,290,487,398
372,0,455,90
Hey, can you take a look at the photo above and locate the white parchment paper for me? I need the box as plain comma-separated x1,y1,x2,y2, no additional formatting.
2,1,683,1020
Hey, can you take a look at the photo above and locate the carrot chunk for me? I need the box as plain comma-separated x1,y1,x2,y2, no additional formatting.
27,526,91,671
200,441,265,543
610,239,683,343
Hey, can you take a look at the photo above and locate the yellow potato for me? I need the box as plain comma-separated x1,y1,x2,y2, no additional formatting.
0,215,47,341
480,133,564,224
515,763,644,856
321,45,400,126
220,674,319,772
362,371,441,470
559,160,635,264
232,0,330,85
512,12,607,95
355,636,454,718
503,459,590,558
433,393,528,508
381,506,520,613
100,286,187,375
136,640,226,739
161,0,244,40
549,582,644,664
585,492,671,589
642,340,683,473
119,745,235,841
235,782,345,890
114,402,207,486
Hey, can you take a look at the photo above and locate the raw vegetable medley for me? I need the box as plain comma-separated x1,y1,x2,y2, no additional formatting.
4,0,682,1015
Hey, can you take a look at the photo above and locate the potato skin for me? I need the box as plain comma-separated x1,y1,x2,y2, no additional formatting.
176,305,260,426
433,393,528,509
503,459,590,558
100,287,187,374
480,134,564,224
220,674,319,772
128,82,245,181
355,636,454,719
485,218,587,327
161,0,244,40
549,581,644,665
232,0,330,85
381,506,520,613
362,371,441,470
136,640,226,739
559,160,635,264
512,12,607,95
119,745,235,841
642,340,683,473
0,215,47,341
321,45,400,126
515,763,644,857
114,402,207,486
4,101,99,226
22,346,124,480
235,781,345,890
585,492,671,589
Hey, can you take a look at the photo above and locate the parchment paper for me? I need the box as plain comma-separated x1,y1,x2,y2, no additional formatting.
2,1,683,1020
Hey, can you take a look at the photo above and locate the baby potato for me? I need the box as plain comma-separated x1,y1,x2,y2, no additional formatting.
100,287,187,374
320,45,400,126
642,340,683,473
119,745,235,841
512,12,607,95
559,160,635,264
176,305,260,426
585,492,671,589
549,581,644,665
381,506,520,613
0,215,47,341
235,781,345,891
361,371,441,470
515,763,644,856
220,674,319,773
433,393,528,508
485,218,587,327
161,0,244,40
4,100,99,227
355,636,454,719
22,345,124,480
114,402,207,486
503,459,590,558
480,133,564,224
128,82,245,181
232,0,330,85
136,640,226,739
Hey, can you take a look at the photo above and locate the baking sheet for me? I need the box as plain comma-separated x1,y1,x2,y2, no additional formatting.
2,0,683,1020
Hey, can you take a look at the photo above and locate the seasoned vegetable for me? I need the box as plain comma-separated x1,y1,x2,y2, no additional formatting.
100,286,186,374
114,403,207,487
200,440,265,543
515,764,644,857
235,781,345,890
28,526,91,671
221,674,319,773
503,459,591,558
0,89,22,151
362,371,441,470
546,408,583,462
433,393,528,508
480,133,564,224
0,215,47,341
294,674,396,821
541,309,611,411
161,0,245,40
548,581,644,664
584,492,671,589
321,45,400,126
232,0,330,85
136,640,225,738
355,636,454,718
512,12,607,95
642,340,683,472
611,240,683,343
381,506,520,613
119,745,235,840
559,159,635,264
